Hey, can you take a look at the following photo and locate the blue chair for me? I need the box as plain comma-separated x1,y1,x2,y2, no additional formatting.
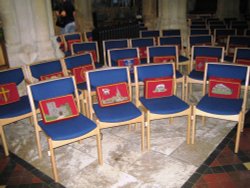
191,63,250,153
233,47,250,65
27,76,103,182
62,53,96,117
86,67,145,151
0,67,32,156
83,31,93,41
187,35,214,56
225,35,250,63
190,29,211,36
244,29,250,36
62,32,83,56
213,29,236,46
147,45,185,99
139,30,160,44
103,39,129,66
185,46,224,102
130,37,155,64
158,36,190,73
26,59,65,83
71,41,102,68
134,63,191,149
162,29,181,37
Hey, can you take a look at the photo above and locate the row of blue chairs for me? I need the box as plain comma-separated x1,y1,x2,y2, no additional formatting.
1,61,249,182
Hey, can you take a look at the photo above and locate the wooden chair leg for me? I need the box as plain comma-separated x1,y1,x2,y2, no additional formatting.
48,139,59,182
146,119,151,150
141,121,145,152
96,129,103,165
187,112,191,144
191,111,196,144
35,128,42,158
234,115,242,153
202,116,206,126
0,126,9,156
182,81,185,100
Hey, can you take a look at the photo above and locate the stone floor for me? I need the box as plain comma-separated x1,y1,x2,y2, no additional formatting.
0,85,249,187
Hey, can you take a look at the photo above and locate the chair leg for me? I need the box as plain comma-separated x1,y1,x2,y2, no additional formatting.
146,118,151,150
187,112,191,144
185,81,189,102
35,128,42,158
169,117,173,124
96,129,103,165
0,126,9,156
141,121,145,152
48,139,59,182
234,115,242,153
191,110,196,144
202,116,206,126
182,81,185,100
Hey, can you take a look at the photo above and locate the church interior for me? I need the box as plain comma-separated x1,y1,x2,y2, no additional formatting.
0,0,250,187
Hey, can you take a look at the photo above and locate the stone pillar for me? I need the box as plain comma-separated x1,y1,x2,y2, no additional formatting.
142,0,158,29
75,0,94,32
0,0,56,67
158,0,188,45
216,0,240,19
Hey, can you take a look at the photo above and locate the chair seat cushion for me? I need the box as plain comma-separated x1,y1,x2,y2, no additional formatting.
77,82,87,90
0,96,31,119
176,70,183,79
196,94,243,115
224,56,234,63
188,70,204,80
39,114,97,141
93,102,142,123
179,55,189,62
140,95,189,114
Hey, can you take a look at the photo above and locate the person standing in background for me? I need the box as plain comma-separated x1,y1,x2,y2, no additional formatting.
55,0,76,34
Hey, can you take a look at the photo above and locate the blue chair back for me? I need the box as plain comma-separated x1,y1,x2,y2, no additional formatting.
135,63,174,82
30,77,76,102
131,37,155,48
235,48,250,60
140,30,160,38
64,32,82,41
192,46,224,60
206,63,248,82
159,36,182,46
245,29,250,36
0,67,24,85
228,36,250,46
87,67,129,89
103,39,129,65
147,46,178,63
29,60,63,80
71,42,99,62
63,53,93,70
190,29,210,35
162,29,181,36
108,48,139,67
189,35,213,47
190,25,207,29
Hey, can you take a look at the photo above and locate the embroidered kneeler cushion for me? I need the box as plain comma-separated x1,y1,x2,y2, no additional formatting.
236,59,250,66
144,77,173,99
72,65,94,84
39,94,79,124
195,56,218,72
76,50,97,63
153,56,176,64
67,39,81,51
96,82,130,107
40,72,64,81
139,47,147,59
0,83,20,105
208,76,241,99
